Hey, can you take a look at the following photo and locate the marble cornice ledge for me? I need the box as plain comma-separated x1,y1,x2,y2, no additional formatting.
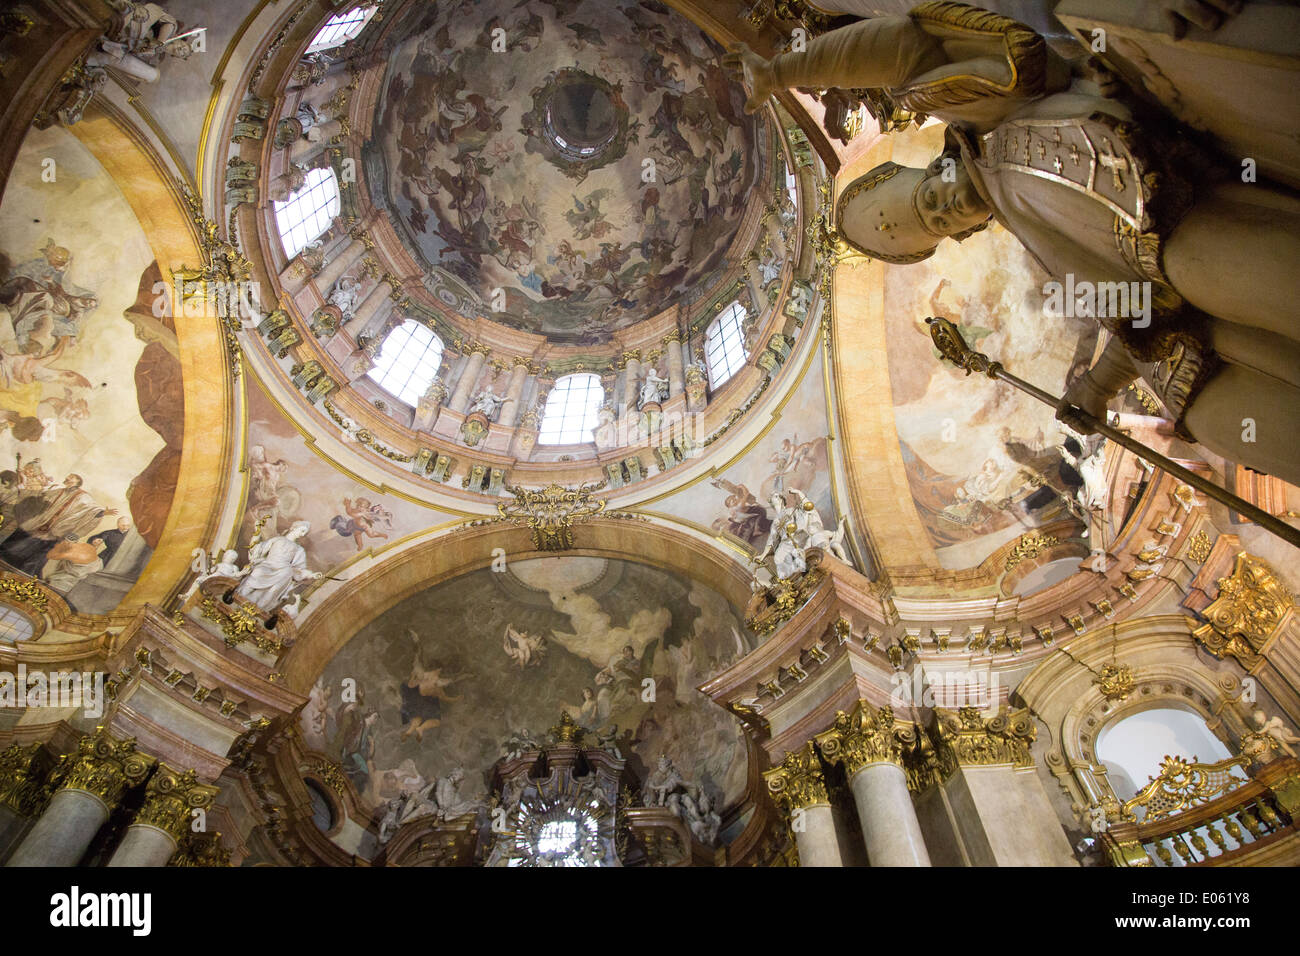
700,558,897,757
105,605,307,782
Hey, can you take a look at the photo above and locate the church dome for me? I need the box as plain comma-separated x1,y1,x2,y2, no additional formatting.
364,0,763,344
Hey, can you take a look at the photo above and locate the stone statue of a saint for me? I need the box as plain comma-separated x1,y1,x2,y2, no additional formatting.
469,384,505,421
328,275,362,320
724,2,1300,484
638,367,668,408
234,520,321,611
754,492,807,581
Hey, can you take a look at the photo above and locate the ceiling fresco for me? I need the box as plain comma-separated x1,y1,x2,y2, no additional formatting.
0,125,182,615
302,556,754,813
368,0,761,343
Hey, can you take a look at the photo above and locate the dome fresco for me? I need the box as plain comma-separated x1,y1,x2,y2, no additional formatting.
368,0,762,343
305,557,755,811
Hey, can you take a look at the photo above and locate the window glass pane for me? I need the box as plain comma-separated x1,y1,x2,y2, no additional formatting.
538,374,603,445
273,167,340,259
705,301,748,390
784,163,798,211
0,604,35,643
366,320,444,406
306,5,377,53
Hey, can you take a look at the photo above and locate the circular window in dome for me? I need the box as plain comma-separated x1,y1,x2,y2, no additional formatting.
521,68,631,176
544,77,619,158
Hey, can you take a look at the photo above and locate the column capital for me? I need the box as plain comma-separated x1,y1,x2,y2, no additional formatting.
0,742,55,816
134,764,221,841
932,707,1036,775
660,328,682,344
762,741,828,814
49,727,156,809
814,700,912,775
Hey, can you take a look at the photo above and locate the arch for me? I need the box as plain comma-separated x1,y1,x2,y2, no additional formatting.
285,517,753,690
1096,706,1236,800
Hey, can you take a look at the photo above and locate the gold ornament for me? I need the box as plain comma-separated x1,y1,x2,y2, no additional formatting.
134,765,220,840
814,701,910,773
1004,531,1060,572
48,728,156,808
763,742,828,814
1120,754,1249,823
1192,552,1293,668
496,481,607,552
932,707,1036,774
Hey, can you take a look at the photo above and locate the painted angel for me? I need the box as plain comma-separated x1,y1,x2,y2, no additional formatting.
502,624,547,669
399,628,470,742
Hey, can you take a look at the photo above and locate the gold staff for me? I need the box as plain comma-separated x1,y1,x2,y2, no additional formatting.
925,316,1300,549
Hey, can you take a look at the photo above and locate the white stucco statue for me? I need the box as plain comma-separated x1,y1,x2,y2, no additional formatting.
469,384,505,420
755,492,807,581
234,520,321,611
638,367,668,408
789,488,850,564
328,275,363,319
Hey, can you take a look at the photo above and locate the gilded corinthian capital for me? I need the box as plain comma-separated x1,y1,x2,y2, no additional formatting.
134,764,221,841
1192,552,1294,669
48,727,156,808
814,701,910,775
0,742,54,816
762,741,828,814
932,707,1036,774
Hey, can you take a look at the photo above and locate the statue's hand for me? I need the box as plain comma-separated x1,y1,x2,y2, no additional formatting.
1162,0,1243,39
722,43,776,115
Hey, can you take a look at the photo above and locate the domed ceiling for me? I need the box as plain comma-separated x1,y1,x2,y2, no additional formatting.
367,0,762,343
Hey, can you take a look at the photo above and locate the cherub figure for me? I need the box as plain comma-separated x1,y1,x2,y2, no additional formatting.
329,497,392,551
502,624,547,669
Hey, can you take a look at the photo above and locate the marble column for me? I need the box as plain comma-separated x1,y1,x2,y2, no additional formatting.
930,707,1077,867
107,765,220,868
315,237,366,294
343,283,392,339
762,742,842,867
850,763,930,866
621,353,642,418
450,347,489,413
6,730,155,867
498,359,531,428
815,701,931,866
664,332,685,397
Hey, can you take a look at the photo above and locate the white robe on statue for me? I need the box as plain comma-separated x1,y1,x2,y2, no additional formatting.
234,533,311,610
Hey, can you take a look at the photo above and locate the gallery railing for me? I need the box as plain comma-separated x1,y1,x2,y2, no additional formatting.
1101,755,1300,866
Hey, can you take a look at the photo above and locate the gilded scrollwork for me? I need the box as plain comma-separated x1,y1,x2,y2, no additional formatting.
47,728,156,808
1192,552,1293,668
814,700,910,774
495,481,607,552
932,707,1036,775
135,765,221,840
762,741,828,814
